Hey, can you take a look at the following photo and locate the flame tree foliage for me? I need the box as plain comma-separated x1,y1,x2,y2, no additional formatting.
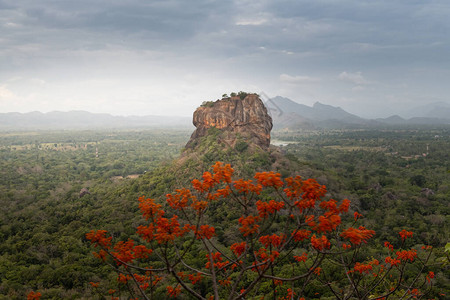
86,162,437,299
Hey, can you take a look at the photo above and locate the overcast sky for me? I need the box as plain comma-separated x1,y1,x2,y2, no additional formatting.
1,0,449,118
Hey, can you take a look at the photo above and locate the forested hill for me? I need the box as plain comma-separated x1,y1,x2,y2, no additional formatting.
0,111,192,130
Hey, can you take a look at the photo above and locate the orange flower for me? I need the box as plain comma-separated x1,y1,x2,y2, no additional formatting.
188,273,203,285
238,215,260,236
230,242,247,257
166,188,194,209
133,245,153,259
408,288,421,297
314,213,341,233
93,249,107,261
212,161,233,183
233,179,262,194
112,239,135,264
27,291,42,300
384,241,394,251
138,197,164,220
195,225,215,240
205,252,229,269
349,259,379,274
154,215,185,244
340,226,375,245
137,223,155,242
208,186,231,200
396,249,417,262
259,233,285,249
385,256,401,267
313,267,322,275
191,199,208,212
118,274,131,283
354,212,363,221
254,171,284,188
399,229,413,241
284,175,303,199
292,229,311,242
89,281,100,288
426,271,435,283
294,252,308,263
167,285,181,297
342,243,352,250
86,230,112,249
256,200,285,218
301,178,327,202
338,199,351,213
311,234,331,251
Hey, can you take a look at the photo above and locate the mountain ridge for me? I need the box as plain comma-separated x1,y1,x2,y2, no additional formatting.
2,97,449,131
267,96,450,129
0,110,192,130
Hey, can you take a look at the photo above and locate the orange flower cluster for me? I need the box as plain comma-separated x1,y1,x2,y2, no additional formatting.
233,179,262,194
384,241,394,251
118,274,132,283
192,162,233,192
254,171,284,188
137,215,191,245
27,291,41,300
259,233,285,249
188,273,203,285
154,215,190,244
230,242,247,257
212,161,233,183
238,215,260,236
385,256,401,267
348,259,379,274
286,178,328,213
278,288,296,300
354,212,363,221
408,288,422,298
138,197,164,220
86,230,112,249
342,243,352,250
111,240,153,265
208,186,231,201
256,200,284,218
292,229,311,242
166,285,181,297
219,277,231,286
340,226,375,245
426,271,435,283
205,252,229,270
294,252,308,263
133,273,161,290
195,224,215,240
311,234,331,251
399,229,413,241
251,248,279,272
166,188,193,209
396,249,417,262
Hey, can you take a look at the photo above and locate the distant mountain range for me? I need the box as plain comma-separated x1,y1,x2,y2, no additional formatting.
1,98,449,131
0,111,192,130
267,96,450,129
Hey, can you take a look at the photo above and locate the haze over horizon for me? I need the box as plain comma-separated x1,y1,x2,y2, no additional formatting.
1,0,449,119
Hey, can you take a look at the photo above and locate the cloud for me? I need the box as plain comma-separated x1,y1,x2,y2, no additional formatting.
338,71,370,85
0,86,16,99
280,74,320,84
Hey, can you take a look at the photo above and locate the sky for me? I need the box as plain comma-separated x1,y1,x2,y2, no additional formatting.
0,0,449,118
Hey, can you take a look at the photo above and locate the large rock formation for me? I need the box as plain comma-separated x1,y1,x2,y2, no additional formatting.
185,94,273,150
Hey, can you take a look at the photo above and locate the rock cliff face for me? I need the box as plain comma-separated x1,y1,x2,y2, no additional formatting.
185,94,273,150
